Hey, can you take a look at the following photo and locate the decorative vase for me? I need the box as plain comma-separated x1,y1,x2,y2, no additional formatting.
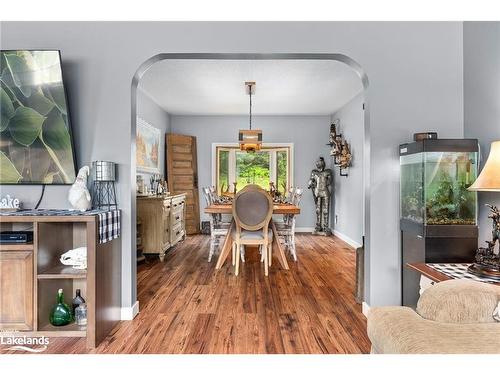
72,289,86,315
49,289,73,326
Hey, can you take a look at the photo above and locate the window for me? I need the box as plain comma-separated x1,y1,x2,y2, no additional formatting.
214,144,293,195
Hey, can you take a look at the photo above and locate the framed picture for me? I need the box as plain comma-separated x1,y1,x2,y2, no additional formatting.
136,117,160,173
0,50,77,185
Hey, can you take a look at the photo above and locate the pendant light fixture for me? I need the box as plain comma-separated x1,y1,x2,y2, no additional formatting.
239,81,262,152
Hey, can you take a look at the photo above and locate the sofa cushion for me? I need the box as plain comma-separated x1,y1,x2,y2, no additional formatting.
417,279,500,324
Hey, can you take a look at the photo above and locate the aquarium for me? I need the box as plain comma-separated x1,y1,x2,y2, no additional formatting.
400,148,478,225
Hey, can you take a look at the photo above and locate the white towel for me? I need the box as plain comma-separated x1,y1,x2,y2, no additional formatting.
60,247,87,270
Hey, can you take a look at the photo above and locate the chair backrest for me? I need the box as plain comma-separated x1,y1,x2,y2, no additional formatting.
202,187,212,206
293,187,304,207
232,185,273,231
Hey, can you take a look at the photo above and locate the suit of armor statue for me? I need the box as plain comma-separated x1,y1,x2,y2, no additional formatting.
308,157,333,235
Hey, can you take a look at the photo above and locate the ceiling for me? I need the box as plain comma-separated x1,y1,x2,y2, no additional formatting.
138,59,364,116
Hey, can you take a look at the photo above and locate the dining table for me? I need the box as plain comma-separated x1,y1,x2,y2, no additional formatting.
204,203,301,270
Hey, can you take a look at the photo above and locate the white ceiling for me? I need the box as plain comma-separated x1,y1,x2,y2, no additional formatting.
138,59,364,116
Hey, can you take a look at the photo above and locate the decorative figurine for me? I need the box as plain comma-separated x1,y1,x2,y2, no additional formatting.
338,140,352,176
328,122,343,159
468,204,500,279
68,166,91,211
0,194,21,211
308,157,333,235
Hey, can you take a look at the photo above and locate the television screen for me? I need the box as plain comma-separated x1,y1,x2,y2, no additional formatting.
0,50,76,184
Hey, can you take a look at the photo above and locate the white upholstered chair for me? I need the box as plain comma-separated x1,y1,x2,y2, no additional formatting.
231,185,273,276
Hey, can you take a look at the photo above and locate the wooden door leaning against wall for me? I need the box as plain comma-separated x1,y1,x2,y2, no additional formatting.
166,133,200,235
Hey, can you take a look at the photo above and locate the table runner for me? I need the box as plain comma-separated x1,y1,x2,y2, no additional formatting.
0,208,120,244
427,263,498,284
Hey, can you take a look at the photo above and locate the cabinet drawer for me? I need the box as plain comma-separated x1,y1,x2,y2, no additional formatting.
171,222,184,244
171,209,183,225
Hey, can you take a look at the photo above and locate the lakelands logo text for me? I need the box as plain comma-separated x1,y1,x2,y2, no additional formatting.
1,335,49,352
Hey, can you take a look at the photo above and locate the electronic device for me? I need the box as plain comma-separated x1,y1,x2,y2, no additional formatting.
0,231,34,244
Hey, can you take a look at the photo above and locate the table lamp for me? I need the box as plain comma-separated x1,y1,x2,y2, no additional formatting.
467,141,500,279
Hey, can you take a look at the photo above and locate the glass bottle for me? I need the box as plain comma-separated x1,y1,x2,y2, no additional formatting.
72,289,86,315
75,303,88,326
49,288,73,326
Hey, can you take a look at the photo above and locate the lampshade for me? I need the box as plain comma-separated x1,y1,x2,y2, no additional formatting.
468,141,500,191
238,81,262,152
239,129,262,152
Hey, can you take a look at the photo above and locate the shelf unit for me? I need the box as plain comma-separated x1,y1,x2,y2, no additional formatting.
0,214,121,348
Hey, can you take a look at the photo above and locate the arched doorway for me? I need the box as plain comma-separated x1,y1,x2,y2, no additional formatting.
130,53,370,311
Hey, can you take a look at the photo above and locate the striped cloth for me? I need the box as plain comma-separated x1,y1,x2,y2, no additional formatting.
427,263,498,284
97,210,121,244
0,208,120,244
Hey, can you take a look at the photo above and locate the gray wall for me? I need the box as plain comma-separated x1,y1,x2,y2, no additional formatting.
136,87,171,181
0,21,465,309
170,115,330,229
464,22,500,245
330,93,365,247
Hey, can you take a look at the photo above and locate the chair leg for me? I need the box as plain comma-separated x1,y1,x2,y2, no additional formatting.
291,234,297,262
260,245,265,262
208,236,215,262
241,245,245,263
263,244,269,276
235,243,241,276
232,242,236,266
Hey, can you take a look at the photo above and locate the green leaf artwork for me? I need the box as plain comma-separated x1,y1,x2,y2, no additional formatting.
9,107,45,146
0,51,76,184
0,87,15,131
0,151,22,183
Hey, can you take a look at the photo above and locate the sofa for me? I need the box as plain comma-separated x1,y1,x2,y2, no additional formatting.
367,279,500,354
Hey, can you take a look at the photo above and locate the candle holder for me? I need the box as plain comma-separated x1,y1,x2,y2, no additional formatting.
91,161,117,210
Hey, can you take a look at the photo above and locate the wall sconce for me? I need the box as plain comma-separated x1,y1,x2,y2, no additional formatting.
327,120,352,177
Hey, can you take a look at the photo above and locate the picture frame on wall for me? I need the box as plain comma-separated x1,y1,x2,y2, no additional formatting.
136,117,160,173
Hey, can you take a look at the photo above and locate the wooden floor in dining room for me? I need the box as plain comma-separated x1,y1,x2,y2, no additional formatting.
25,234,371,354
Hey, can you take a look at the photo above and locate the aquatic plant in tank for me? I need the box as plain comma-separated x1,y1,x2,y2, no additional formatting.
400,151,477,225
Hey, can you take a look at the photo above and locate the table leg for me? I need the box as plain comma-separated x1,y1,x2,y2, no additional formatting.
271,220,289,270
215,220,234,269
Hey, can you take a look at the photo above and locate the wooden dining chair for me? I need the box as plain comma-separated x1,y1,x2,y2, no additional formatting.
232,185,273,276
202,186,230,262
274,187,303,261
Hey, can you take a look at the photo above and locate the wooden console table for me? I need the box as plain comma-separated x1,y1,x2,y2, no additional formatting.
0,212,121,348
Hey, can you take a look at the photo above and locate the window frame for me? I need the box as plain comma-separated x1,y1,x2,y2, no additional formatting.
212,143,294,194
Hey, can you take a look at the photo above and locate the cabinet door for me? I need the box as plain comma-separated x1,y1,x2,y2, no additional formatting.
0,251,34,330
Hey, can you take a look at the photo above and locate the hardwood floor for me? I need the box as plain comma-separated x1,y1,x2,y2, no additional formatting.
3,234,371,354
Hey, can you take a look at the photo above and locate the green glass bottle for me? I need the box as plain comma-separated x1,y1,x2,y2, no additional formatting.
49,288,73,326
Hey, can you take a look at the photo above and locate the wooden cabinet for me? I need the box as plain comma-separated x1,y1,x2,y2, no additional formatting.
137,194,186,261
0,215,121,348
0,247,34,330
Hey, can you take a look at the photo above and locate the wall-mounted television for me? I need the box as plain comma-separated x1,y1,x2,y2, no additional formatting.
0,50,77,184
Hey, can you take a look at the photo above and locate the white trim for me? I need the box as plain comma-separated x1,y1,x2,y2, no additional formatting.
211,142,294,189
121,300,140,320
333,229,362,249
294,226,315,233
362,301,370,317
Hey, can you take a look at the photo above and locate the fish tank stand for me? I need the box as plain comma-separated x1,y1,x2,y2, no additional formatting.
399,138,479,307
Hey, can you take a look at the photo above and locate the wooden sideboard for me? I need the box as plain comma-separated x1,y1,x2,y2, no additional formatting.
0,214,121,348
136,194,186,261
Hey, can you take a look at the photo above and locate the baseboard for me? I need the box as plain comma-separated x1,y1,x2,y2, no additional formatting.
295,227,315,233
362,301,370,317
333,229,362,249
121,300,140,320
